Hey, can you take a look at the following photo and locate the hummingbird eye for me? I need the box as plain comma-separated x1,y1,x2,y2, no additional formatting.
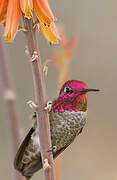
64,87,73,94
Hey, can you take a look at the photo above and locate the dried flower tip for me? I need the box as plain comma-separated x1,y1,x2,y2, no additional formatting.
43,65,48,76
18,25,27,32
30,51,38,61
33,20,38,29
25,45,29,56
27,100,38,110
44,101,52,112
43,159,51,170
4,89,16,101
43,59,52,76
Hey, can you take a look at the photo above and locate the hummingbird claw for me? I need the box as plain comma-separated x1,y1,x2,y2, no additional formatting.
30,51,38,62
32,112,37,119
44,101,52,112
27,100,38,110
43,159,51,170
48,146,57,153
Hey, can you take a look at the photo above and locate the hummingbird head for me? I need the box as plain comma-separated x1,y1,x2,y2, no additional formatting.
53,80,99,112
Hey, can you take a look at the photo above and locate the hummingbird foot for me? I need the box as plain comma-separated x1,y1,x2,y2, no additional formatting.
48,146,57,153
43,159,51,170
44,101,52,112
30,51,38,62
27,100,38,110
32,112,37,119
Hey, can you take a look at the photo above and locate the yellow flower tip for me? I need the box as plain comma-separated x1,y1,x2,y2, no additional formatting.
24,13,33,19
49,37,59,45
24,5,33,19
20,0,33,19
5,33,13,42
39,21,60,45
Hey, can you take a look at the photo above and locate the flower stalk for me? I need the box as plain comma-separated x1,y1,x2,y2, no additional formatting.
0,28,24,180
23,17,56,180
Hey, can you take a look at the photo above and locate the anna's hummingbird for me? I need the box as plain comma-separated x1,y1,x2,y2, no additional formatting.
14,80,99,179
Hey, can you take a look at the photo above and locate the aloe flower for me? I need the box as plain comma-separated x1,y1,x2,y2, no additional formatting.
54,26,77,90
0,0,59,43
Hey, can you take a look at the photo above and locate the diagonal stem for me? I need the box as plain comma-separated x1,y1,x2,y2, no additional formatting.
0,28,24,180
23,17,56,180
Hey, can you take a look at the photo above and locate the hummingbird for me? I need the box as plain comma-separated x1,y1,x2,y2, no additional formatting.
14,80,99,179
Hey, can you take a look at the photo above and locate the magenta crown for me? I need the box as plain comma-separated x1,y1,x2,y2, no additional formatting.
59,80,88,95
53,80,99,113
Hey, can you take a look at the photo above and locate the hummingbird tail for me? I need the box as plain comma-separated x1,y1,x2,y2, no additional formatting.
25,176,32,180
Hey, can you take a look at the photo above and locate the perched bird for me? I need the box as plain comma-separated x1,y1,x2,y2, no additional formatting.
14,80,99,179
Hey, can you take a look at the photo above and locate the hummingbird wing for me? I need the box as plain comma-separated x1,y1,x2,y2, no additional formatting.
14,121,71,179
14,110,85,179
14,122,42,179
14,126,83,179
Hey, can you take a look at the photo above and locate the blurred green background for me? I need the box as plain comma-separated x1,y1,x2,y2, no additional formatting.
0,0,117,180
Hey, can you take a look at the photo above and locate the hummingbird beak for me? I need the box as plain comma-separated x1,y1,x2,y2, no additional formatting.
78,88,100,93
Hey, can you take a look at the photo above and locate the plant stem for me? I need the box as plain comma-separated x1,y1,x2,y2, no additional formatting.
23,17,56,180
0,28,24,180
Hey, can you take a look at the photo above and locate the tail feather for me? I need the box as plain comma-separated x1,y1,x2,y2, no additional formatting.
25,176,32,180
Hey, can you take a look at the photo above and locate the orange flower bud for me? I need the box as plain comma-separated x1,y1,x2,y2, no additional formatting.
33,0,56,25
39,21,60,44
4,0,21,42
0,0,8,22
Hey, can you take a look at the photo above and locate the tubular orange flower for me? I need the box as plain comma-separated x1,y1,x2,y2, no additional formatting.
0,0,8,21
39,20,60,44
4,0,21,42
20,0,33,19
33,0,55,25
0,0,58,42
65,36,77,59
53,51,63,72
53,26,77,89
57,26,66,47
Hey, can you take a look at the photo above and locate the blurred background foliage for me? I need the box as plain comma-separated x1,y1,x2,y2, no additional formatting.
0,0,117,180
